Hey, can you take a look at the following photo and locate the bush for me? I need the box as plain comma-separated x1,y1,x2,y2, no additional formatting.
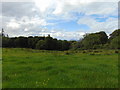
110,36,120,49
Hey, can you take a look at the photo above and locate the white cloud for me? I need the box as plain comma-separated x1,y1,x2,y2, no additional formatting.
51,31,85,40
24,28,28,31
33,0,118,17
6,19,20,29
1,1,119,40
37,30,85,40
77,16,118,34
34,0,54,12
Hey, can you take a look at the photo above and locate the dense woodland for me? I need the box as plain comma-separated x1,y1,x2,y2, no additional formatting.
1,29,120,50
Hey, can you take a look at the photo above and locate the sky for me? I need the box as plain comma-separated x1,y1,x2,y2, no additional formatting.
0,0,119,40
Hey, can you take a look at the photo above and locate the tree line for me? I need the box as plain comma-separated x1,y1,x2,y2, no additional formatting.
1,30,71,50
71,29,120,50
1,29,120,50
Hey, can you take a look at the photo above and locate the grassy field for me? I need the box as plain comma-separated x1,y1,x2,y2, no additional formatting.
2,48,119,88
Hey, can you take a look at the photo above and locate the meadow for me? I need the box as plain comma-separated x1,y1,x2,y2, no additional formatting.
2,48,119,88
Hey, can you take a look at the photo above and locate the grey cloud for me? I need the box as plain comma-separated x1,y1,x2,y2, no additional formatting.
2,2,40,18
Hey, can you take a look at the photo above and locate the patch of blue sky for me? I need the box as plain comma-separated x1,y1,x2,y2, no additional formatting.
90,14,107,21
90,14,117,22
90,14,103,17
71,11,85,20
46,12,90,31
47,11,85,23
47,19,64,24
46,20,90,32
95,17,108,22
96,16,117,22
109,15,118,18
44,25,53,30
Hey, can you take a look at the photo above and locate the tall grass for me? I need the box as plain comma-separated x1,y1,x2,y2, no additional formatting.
2,48,118,88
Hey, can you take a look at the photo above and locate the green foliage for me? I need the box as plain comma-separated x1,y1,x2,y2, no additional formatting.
2,29,120,50
36,40,46,50
14,37,28,48
110,36,120,49
79,31,108,49
44,36,54,50
2,35,70,51
69,41,78,50
109,29,120,41
2,37,10,47
61,40,70,50
82,34,100,49
35,36,70,50
2,48,118,88
28,36,35,49
96,31,108,44
107,29,120,49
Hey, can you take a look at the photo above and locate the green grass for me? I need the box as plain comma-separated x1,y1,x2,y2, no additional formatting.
2,48,118,88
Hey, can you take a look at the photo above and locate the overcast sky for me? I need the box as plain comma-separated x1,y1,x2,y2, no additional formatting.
1,0,119,40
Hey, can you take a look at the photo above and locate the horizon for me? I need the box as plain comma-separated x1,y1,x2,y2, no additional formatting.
1,0,119,40
1,29,115,41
